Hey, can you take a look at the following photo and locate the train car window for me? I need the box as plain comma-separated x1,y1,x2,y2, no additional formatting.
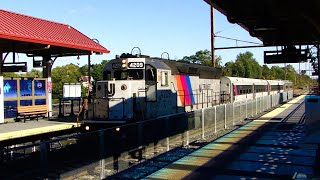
161,71,169,86
103,70,111,80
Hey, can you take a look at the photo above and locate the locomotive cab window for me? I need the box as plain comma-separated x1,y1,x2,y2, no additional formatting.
114,70,143,80
103,70,111,80
146,65,157,84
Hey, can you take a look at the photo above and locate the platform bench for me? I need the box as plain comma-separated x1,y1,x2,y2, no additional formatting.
16,105,49,123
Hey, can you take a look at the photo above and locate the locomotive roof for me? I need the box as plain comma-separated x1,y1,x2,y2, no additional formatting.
221,76,268,85
150,58,222,79
222,76,292,85
145,58,171,70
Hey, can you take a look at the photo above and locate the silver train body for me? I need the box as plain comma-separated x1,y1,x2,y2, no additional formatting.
91,54,293,123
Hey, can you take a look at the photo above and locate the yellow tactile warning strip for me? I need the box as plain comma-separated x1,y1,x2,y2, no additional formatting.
0,123,80,142
146,95,306,179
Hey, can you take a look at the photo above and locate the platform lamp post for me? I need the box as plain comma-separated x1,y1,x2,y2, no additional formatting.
210,6,215,67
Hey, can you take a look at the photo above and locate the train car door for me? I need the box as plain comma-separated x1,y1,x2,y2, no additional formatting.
253,83,256,99
232,83,236,102
145,65,157,102
95,81,110,119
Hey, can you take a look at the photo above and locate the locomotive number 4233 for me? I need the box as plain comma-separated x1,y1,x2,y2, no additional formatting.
128,62,144,68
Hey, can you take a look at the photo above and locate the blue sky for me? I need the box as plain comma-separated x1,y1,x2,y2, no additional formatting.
0,0,308,72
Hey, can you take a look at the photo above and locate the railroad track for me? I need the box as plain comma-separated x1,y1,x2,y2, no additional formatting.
281,100,305,124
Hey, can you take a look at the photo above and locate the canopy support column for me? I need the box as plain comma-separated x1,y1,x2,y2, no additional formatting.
88,54,92,103
317,44,320,95
42,53,52,117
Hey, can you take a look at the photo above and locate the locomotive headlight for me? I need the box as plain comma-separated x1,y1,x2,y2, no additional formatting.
121,59,128,69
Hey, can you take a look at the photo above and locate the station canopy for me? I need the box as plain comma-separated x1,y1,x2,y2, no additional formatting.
0,9,110,57
205,0,320,46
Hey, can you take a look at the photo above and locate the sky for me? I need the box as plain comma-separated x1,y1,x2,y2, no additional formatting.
0,0,310,73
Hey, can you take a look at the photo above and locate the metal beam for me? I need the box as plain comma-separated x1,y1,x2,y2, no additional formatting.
214,45,266,50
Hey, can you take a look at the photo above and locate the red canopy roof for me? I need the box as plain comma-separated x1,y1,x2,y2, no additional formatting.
0,9,110,54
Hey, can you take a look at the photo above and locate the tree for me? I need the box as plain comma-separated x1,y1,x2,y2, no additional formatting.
234,60,245,77
223,61,235,76
270,66,285,80
283,64,296,82
262,65,271,79
25,69,42,77
79,64,88,76
2,72,20,78
51,63,81,99
179,49,222,67
234,52,262,78
91,60,108,81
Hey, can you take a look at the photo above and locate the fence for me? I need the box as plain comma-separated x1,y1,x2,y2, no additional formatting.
0,92,293,179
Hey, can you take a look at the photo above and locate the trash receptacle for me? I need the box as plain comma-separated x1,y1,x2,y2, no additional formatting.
305,95,320,134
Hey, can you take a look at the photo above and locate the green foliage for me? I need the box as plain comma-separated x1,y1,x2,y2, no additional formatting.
2,72,20,78
51,63,81,99
179,49,222,67
25,69,42,77
223,62,235,76
262,65,271,79
270,66,285,79
79,64,88,76
283,65,296,82
79,60,108,81
222,52,262,78
2,69,42,78
233,52,262,78
81,85,88,97
91,60,108,81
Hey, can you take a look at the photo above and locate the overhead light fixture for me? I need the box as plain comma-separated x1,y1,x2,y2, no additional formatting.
254,27,277,31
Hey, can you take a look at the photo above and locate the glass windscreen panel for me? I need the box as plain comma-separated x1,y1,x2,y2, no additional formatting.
113,69,144,80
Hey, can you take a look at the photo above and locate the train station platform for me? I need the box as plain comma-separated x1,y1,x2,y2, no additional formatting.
145,94,319,179
0,120,80,145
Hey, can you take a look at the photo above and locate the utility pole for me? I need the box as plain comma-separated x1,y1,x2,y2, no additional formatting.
210,6,215,67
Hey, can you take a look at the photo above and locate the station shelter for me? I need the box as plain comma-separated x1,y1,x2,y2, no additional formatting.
0,9,110,122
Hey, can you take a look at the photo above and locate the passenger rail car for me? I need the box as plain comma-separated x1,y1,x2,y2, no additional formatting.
87,53,293,124
221,77,293,103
